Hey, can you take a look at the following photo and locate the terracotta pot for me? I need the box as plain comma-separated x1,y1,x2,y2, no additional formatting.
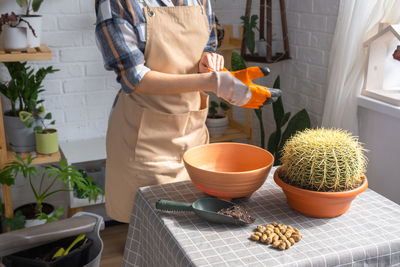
183,143,274,201
274,167,368,218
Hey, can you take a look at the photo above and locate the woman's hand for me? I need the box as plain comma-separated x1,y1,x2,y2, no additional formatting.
199,52,224,73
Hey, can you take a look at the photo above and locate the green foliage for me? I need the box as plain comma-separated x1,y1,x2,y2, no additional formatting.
16,0,45,16
20,109,55,132
240,15,259,55
267,76,311,165
0,62,58,118
1,155,104,224
281,128,367,191
231,52,247,71
0,198,26,230
37,206,64,223
4,210,26,231
208,100,229,118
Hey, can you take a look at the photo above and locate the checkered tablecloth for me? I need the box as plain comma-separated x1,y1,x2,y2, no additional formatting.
123,167,400,267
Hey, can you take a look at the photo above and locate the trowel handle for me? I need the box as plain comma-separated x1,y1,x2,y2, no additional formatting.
156,200,193,212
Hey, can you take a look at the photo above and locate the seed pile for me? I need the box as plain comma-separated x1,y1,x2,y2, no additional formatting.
250,222,302,250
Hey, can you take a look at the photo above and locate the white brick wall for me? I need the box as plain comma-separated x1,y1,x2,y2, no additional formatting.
0,0,338,145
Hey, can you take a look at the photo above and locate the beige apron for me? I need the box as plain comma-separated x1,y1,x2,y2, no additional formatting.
105,1,211,222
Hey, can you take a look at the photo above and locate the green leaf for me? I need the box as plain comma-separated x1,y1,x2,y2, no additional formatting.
281,112,291,127
0,169,15,186
37,106,45,114
44,112,52,120
16,0,28,7
220,101,230,111
277,109,311,164
273,75,280,89
231,52,247,71
267,131,278,155
210,101,218,108
4,210,26,230
24,117,35,128
19,111,32,122
50,120,56,125
32,0,44,12
34,126,43,133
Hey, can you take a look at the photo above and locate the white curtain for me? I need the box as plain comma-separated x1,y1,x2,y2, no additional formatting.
321,0,400,134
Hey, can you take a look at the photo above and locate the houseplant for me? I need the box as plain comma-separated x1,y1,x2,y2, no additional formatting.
206,100,230,138
0,12,36,50
267,76,311,165
274,128,368,218
241,14,259,56
20,109,58,154
0,62,58,152
16,0,44,47
1,155,104,227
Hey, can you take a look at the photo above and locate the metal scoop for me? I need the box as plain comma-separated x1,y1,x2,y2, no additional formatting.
156,198,252,225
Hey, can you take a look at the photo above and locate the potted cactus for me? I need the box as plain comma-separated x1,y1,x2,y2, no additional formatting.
274,128,368,218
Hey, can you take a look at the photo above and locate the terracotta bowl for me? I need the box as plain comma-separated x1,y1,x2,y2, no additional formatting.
183,143,274,200
274,167,368,218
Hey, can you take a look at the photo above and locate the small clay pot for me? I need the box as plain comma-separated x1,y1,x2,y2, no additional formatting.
274,166,368,218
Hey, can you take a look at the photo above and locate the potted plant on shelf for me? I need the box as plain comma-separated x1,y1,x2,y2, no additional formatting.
206,100,230,138
274,128,368,218
0,12,36,50
16,0,44,48
20,108,58,154
0,62,58,152
1,155,104,228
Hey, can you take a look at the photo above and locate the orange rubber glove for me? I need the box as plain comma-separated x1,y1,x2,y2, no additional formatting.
213,67,280,109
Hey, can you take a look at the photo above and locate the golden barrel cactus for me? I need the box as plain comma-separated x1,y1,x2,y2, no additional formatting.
280,128,367,192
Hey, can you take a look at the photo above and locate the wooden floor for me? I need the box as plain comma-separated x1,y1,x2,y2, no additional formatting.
100,224,129,267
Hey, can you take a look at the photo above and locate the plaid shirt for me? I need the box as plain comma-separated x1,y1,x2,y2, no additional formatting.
95,0,217,94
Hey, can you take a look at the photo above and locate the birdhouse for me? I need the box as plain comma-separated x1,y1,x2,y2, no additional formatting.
362,24,400,106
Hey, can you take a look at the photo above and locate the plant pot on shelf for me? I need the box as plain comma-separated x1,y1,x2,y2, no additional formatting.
206,115,228,138
20,15,42,48
35,128,59,154
2,25,28,50
256,39,266,57
3,112,39,152
15,203,54,228
274,167,368,218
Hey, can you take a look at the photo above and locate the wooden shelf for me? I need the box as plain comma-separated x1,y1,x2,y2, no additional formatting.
0,44,52,62
6,148,61,165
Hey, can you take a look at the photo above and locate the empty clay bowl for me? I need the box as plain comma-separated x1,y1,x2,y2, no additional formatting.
183,143,274,200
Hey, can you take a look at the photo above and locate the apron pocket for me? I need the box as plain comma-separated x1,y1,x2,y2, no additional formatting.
134,109,191,162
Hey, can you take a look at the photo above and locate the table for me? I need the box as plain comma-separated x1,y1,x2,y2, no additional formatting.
122,167,400,267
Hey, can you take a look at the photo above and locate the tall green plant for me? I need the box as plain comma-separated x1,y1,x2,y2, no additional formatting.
240,15,258,55
0,62,58,117
267,77,311,165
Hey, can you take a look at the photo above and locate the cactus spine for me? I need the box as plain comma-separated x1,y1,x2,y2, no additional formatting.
280,128,367,192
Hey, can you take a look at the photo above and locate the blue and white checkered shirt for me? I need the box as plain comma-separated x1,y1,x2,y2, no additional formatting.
95,0,217,94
